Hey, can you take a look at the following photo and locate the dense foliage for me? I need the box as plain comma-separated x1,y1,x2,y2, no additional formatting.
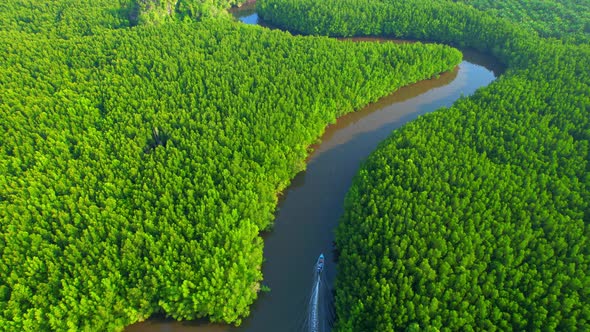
0,1,462,330
133,0,250,24
259,0,590,330
0,0,133,37
450,0,590,44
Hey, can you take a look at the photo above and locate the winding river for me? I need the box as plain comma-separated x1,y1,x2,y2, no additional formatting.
127,6,502,332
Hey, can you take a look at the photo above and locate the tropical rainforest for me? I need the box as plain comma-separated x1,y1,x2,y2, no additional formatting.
259,0,590,330
0,0,462,331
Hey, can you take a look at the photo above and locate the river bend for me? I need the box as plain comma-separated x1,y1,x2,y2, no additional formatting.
127,7,502,332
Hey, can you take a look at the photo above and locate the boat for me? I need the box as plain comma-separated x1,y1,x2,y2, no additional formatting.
316,253,325,274
310,253,325,332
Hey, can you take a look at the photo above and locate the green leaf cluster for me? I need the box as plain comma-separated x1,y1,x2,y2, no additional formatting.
259,0,590,330
0,1,462,330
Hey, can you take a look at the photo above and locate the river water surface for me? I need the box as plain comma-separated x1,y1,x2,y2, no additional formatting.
127,7,502,332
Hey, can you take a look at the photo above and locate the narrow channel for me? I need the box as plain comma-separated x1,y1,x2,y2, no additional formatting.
127,7,502,332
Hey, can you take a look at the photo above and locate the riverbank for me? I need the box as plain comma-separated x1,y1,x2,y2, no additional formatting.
127,10,500,332
258,0,590,330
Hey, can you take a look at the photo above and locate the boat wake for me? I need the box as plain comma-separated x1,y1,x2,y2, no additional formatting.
289,254,334,332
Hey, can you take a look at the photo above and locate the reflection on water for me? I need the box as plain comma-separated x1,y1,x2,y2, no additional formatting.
229,3,260,25
126,8,502,332
307,65,460,159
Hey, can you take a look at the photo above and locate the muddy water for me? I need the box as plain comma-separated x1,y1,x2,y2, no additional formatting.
126,10,501,332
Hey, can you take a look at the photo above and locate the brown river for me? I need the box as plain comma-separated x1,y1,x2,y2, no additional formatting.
127,6,502,332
